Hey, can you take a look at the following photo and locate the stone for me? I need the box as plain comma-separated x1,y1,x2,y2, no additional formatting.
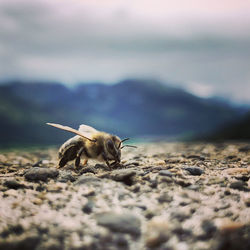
96,212,141,235
171,211,190,222
109,169,138,185
94,163,108,170
214,203,230,211
0,154,7,162
57,171,76,183
235,175,249,182
146,218,169,248
230,181,248,191
4,180,26,189
75,176,101,185
114,234,128,248
1,142,250,250
165,157,183,163
79,166,96,174
187,184,200,191
82,200,94,214
184,166,204,176
3,189,18,197
172,226,192,241
239,145,250,152
24,167,59,182
187,155,205,160
245,197,250,207
32,160,43,167
158,193,173,203
175,179,191,187
0,234,41,250
158,170,173,177
1,224,24,237
40,238,62,250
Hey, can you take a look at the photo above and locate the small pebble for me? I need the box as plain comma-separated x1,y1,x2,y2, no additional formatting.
230,181,248,191
4,180,26,189
96,212,141,236
24,167,59,182
158,170,173,177
184,167,204,176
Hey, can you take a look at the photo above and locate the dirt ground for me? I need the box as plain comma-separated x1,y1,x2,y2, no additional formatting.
0,142,249,250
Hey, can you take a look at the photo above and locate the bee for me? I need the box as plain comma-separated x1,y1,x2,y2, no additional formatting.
46,123,136,169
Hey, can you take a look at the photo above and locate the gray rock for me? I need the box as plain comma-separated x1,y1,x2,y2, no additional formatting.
109,169,139,185
124,161,140,167
187,155,205,161
214,203,230,211
39,238,62,250
57,171,76,183
239,145,250,152
79,166,96,174
172,226,192,241
75,175,101,185
187,184,200,191
0,234,41,250
235,175,249,182
245,198,250,207
158,176,173,183
94,163,108,170
82,200,94,214
171,211,190,222
110,169,137,181
4,180,26,189
96,212,141,235
158,170,173,177
114,234,129,248
184,166,204,176
175,178,191,187
24,167,59,182
230,181,248,191
158,193,173,203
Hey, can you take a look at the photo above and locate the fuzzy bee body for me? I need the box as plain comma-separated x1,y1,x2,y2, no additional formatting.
58,136,84,168
47,123,131,169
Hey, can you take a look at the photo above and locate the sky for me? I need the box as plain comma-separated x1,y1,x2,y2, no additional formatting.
0,0,250,103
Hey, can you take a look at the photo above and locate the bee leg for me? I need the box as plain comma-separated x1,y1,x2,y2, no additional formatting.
106,161,111,170
75,147,85,169
111,161,119,168
59,157,68,168
75,157,80,169
102,152,111,170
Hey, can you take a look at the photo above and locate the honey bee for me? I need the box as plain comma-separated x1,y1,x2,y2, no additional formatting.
47,123,136,169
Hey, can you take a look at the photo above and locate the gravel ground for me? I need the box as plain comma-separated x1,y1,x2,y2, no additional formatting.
0,142,249,250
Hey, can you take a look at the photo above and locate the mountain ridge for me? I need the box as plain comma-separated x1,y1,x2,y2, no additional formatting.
0,79,245,148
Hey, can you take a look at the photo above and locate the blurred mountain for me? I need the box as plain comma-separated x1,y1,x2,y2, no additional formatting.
203,112,250,141
0,79,245,148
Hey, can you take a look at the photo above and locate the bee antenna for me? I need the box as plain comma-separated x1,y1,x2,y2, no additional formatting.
118,138,130,148
121,145,137,149
121,138,130,143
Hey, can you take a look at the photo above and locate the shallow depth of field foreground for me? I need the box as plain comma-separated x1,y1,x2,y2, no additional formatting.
0,142,249,250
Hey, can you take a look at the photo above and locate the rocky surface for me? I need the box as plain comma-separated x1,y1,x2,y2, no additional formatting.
0,142,249,250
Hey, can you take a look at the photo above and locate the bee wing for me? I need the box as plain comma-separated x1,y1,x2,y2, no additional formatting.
78,124,99,138
46,123,96,142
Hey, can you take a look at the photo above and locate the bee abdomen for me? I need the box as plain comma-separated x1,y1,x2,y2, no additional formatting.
59,145,80,168
58,136,83,168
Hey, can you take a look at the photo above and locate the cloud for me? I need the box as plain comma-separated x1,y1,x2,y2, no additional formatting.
0,0,250,103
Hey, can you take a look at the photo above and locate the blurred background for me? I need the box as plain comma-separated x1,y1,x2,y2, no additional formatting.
0,0,250,148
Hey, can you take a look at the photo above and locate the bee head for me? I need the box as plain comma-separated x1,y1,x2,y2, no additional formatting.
105,136,121,162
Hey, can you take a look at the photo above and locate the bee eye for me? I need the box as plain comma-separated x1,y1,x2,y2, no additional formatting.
107,140,114,149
